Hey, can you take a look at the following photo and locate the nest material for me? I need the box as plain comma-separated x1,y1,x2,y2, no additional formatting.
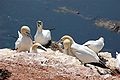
50,41,63,53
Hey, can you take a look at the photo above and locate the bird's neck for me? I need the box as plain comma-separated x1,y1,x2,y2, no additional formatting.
22,33,27,37
67,47,76,57
67,48,71,55
64,47,73,56
37,26,43,32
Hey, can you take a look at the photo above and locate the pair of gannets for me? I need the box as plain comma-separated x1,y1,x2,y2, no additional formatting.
15,24,48,52
58,35,102,63
83,37,104,53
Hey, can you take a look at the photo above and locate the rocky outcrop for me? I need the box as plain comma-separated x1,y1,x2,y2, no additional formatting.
0,49,120,80
95,19,120,33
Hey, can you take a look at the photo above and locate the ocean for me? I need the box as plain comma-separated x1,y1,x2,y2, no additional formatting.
0,0,120,57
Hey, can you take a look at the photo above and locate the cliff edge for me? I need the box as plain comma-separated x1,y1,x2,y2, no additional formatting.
0,48,119,80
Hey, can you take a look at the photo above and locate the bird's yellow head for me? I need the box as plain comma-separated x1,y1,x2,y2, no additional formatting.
60,35,74,49
63,39,71,49
30,43,47,53
21,26,31,35
32,43,41,49
20,26,33,40
30,43,41,53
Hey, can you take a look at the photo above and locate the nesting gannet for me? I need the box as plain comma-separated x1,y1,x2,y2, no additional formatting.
15,26,33,52
30,43,47,53
34,21,52,48
59,35,101,63
83,37,104,53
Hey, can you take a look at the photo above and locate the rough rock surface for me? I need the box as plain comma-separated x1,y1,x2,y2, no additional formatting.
0,48,119,80
95,19,120,33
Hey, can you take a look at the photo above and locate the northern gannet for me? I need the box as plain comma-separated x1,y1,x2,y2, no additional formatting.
34,21,52,48
15,26,33,52
83,37,104,53
59,35,101,63
30,43,47,53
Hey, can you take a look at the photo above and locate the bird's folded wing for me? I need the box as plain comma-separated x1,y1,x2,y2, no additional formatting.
18,31,23,38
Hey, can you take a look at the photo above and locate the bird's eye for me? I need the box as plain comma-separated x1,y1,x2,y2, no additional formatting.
37,46,41,48
61,41,63,45
26,32,30,34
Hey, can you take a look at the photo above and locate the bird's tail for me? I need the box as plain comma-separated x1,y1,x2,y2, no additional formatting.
85,60,108,68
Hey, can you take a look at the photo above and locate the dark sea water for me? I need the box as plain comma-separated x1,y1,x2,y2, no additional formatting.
0,0,120,56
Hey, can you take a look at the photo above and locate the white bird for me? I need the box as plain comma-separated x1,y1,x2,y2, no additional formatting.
59,35,101,63
15,26,33,52
30,43,47,53
83,37,104,53
116,52,120,69
34,21,52,48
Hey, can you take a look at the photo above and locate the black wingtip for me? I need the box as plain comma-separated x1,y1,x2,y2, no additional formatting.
99,60,108,68
84,60,108,69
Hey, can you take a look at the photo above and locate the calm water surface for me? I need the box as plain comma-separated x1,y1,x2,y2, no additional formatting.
0,0,120,56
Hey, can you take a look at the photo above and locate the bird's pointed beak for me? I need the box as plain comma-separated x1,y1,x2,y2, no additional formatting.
38,45,47,51
26,32,33,40
57,39,62,44
57,40,64,46
57,39,64,48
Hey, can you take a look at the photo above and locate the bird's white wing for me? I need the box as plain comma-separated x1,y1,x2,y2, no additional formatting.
83,40,95,46
83,37,104,46
83,39,104,53
71,43,99,63
116,52,119,55
34,31,41,43
83,40,97,51
83,40,98,53
43,30,51,40
116,54,120,68
116,53,120,63
15,31,22,49
18,31,22,38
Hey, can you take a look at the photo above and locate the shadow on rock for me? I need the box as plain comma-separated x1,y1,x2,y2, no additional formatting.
0,69,12,80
